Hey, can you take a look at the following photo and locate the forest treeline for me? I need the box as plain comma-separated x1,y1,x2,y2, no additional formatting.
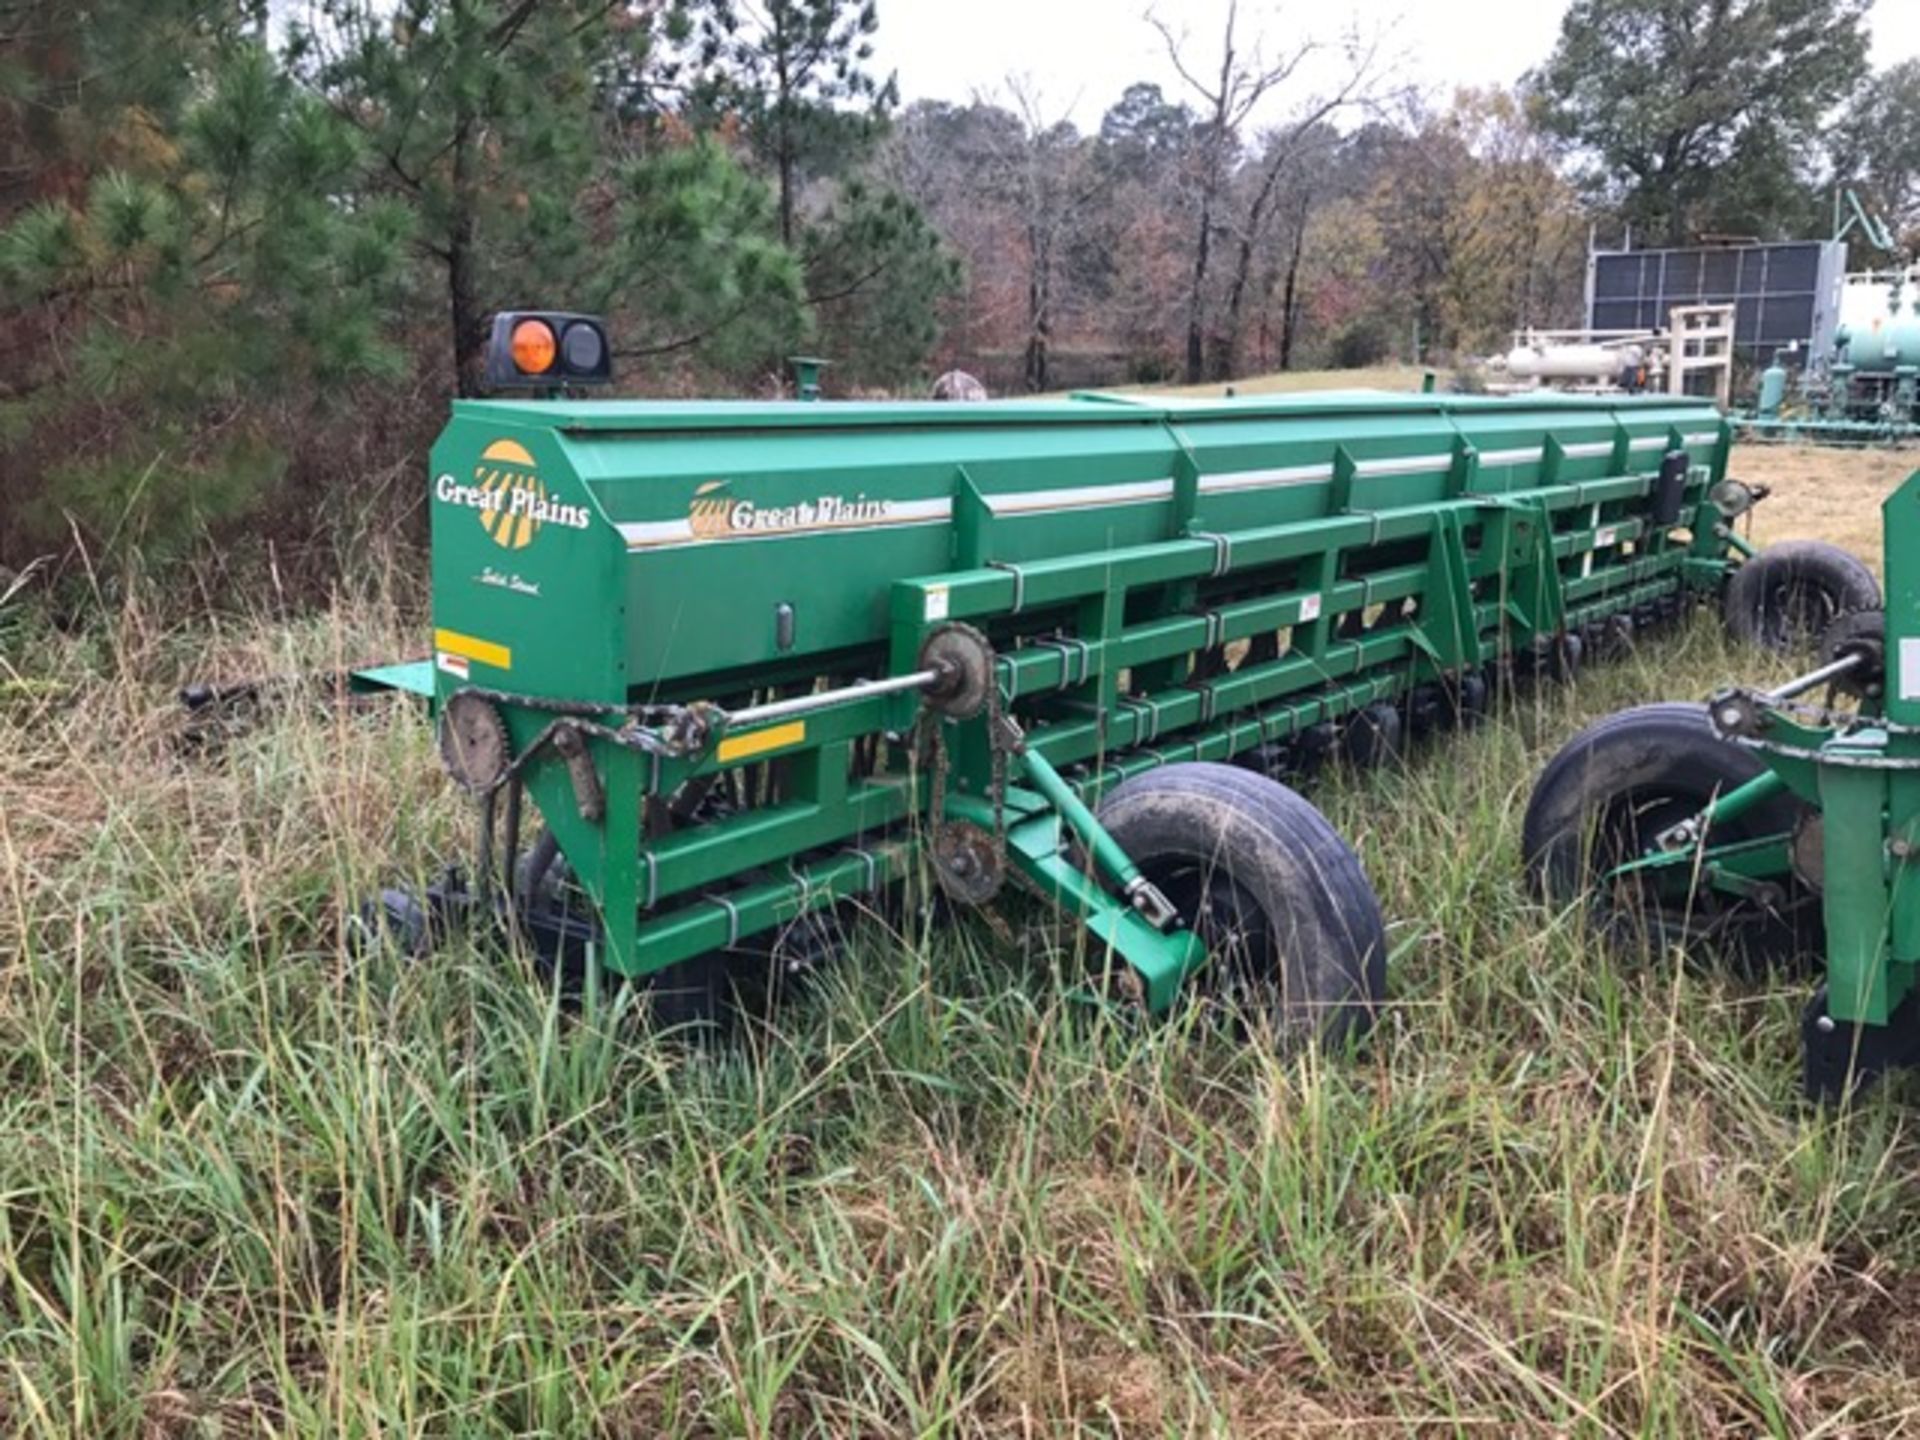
2,0,1916,576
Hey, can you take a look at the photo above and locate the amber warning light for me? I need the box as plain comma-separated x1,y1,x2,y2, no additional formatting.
482,311,613,390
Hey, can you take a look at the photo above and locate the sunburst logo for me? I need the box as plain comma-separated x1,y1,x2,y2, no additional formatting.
688,480,737,538
473,439,546,550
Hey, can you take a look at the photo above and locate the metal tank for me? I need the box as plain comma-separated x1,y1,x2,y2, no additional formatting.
1835,267,1920,376
1757,353,1789,417
1490,335,1655,395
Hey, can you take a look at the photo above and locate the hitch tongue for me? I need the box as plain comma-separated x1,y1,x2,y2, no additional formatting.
1017,746,1183,933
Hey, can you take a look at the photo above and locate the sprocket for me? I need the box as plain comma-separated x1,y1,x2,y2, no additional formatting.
438,690,511,794
918,623,995,720
931,820,1005,906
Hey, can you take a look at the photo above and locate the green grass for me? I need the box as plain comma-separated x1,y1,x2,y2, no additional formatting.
6,581,1920,1436
1148,364,1433,401
1072,363,1431,405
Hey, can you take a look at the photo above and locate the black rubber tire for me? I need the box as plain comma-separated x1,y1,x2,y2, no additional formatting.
1523,702,1817,967
1342,702,1403,768
347,888,436,959
512,828,733,1029
1724,541,1881,653
1450,670,1491,729
1597,613,1635,661
1527,630,1582,684
1095,762,1386,1045
1405,684,1447,736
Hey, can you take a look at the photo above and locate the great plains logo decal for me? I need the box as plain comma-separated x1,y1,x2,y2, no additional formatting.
436,439,591,550
685,479,893,538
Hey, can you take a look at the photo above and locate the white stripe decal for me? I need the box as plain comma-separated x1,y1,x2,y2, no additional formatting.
1682,430,1721,446
983,476,1174,515
620,517,695,546
1197,462,1334,493
615,423,1713,551
1352,452,1454,478
619,497,953,549
1478,445,1540,466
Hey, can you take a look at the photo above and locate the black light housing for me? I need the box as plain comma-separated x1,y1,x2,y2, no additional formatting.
482,311,614,390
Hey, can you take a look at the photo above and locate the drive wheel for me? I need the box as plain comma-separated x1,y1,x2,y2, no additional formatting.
1523,703,1817,968
1724,540,1881,652
1095,762,1386,1046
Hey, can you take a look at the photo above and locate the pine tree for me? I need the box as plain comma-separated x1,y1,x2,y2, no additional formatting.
691,0,895,247
300,0,811,396
1,10,411,562
805,181,959,387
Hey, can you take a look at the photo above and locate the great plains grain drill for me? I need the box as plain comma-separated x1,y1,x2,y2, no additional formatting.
346,312,1841,1063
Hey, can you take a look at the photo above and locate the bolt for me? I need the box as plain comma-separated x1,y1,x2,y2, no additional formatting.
1816,1014,1837,1035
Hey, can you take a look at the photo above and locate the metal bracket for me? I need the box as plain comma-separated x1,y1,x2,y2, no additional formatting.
1124,875,1180,930
1192,530,1233,578
988,560,1027,614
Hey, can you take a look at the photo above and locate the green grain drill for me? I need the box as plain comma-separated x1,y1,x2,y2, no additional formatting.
353,310,1755,1044
1526,469,1920,1099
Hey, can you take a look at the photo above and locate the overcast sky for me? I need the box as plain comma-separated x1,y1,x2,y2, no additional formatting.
870,0,1920,132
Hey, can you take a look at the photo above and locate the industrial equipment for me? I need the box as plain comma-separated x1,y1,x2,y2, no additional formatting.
1820,267,1920,434
1524,471,1920,1097
1742,267,1920,443
351,312,1752,1041
1490,331,1659,391
1486,307,1734,407
1735,192,1920,444
1588,236,1846,370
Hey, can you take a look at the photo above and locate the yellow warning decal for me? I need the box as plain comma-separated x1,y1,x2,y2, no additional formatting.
716,720,806,764
433,628,512,671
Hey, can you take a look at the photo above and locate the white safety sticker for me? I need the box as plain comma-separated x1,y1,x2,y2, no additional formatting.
1595,525,1619,548
1901,638,1920,701
436,651,470,680
924,584,950,622
1300,593,1322,621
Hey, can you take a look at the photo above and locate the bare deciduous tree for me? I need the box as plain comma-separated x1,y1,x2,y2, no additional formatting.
1213,29,1392,380
985,78,1110,392
1150,0,1330,383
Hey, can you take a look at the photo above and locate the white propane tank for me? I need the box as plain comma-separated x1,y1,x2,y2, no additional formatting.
1498,341,1644,383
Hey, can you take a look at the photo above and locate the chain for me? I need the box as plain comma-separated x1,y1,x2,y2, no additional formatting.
986,664,1012,867
456,682,667,724
924,701,949,845
918,647,1023,927
455,682,726,758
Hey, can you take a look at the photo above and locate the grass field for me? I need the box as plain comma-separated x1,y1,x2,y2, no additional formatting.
4,444,1920,1436
1148,366,1434,400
